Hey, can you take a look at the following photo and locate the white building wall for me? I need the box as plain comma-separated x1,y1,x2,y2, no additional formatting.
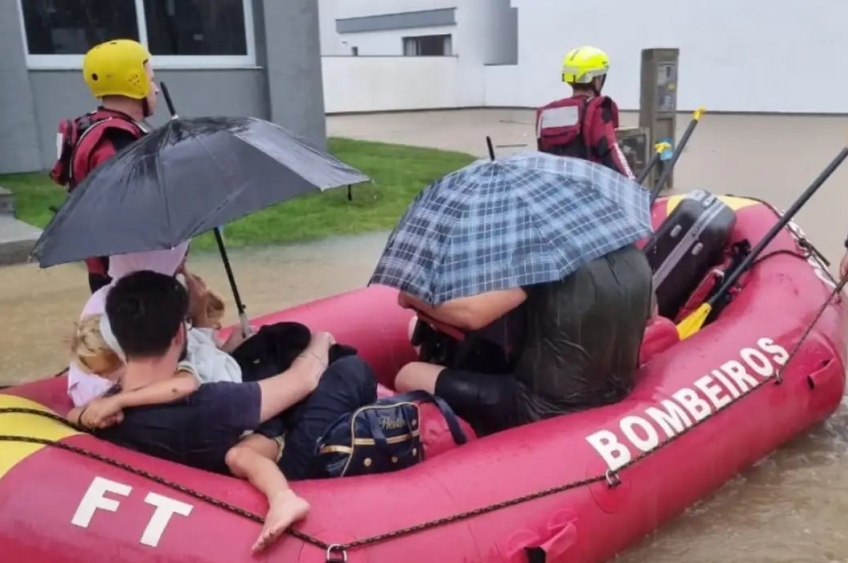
318,0,491,109
450,1,486,107
481,0,518,65
319,0,459,55
488,0,848,113
321,0,847,114
336,25,456,56
322,56,461,113
318,0,344,55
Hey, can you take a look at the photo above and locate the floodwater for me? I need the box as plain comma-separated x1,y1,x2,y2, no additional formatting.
2,109,848,561
0,232,390,385
618,405,848,562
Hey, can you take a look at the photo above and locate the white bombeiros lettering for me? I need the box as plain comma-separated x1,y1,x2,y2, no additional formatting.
694,374,732,409
620,416,660,451
71,477,193,548
644,400,691,438
709,368,741,398
586,338,790,471
758,337,789,365
740,347,774,377
672,387,711,422
720,360,759,393
585,430,631,469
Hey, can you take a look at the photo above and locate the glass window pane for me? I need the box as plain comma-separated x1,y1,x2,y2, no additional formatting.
142,0,247,56
21,0,139,55
402,35,451,57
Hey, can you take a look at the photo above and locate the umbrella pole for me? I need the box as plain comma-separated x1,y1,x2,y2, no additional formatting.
213,227,250,336
159,82,179,119
160,82,251,336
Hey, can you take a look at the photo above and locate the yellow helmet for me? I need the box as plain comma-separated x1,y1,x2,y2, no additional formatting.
562,46,610,84
83,39,151,100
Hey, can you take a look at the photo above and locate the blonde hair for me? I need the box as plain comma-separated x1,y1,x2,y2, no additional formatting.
70,314,123,376
205,289,226,329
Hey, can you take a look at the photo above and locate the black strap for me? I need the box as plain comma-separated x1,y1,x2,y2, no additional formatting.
526,547,547,563
390,390,468,446
576,96,592,160
66,116,119,190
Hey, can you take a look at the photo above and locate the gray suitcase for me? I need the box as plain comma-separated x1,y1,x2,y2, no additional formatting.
643,189,737,318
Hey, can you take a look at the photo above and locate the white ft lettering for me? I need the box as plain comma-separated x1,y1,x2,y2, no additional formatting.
141,492,193,547
71,476,131,528
71,477,193,548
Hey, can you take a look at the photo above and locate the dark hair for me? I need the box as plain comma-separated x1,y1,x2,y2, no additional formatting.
570,75,606,94
571,83,595,92
105,269,188,359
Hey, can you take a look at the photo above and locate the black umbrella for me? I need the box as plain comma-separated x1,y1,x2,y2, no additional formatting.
32,82,370,333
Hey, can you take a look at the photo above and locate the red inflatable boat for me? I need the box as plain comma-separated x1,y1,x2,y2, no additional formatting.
1,195,845,563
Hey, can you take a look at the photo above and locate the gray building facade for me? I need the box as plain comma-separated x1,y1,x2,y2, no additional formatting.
0,0,326,175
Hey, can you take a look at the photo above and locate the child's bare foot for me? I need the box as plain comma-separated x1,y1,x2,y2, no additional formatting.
252,489,310,552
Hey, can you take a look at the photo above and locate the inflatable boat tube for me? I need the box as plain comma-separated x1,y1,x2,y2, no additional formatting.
0,195,845,562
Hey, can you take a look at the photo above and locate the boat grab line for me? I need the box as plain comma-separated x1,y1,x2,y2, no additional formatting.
0,278,844,560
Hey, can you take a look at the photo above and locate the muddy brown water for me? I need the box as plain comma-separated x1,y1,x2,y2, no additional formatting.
0,233,391,384
2,110,848,561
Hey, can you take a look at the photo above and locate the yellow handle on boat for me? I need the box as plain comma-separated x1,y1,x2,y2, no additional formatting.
693,107,706,121
676,303,712,340
654,142,672,154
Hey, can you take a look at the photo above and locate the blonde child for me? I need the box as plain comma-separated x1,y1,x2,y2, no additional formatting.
68,312,200,428
68,271,233,427
66,276,311,552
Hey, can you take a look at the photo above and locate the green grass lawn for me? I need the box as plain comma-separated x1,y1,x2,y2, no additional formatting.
0,137,476,250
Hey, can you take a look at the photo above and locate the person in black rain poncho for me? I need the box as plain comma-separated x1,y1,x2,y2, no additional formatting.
394,244,654,437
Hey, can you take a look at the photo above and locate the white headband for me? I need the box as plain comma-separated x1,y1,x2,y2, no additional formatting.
99,313,127,363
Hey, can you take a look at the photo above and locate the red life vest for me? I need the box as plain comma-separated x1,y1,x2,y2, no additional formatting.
49,108,145,192
49,109,145,278
535,95,610,160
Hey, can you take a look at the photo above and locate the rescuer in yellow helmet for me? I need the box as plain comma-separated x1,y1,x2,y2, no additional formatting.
82,38,159,119
535,46,634,179
49,39,159,293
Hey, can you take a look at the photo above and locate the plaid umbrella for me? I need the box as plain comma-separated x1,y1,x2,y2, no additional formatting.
369,151,653,305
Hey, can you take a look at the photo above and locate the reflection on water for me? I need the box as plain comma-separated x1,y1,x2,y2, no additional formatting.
0,231,390,386
1,231,847,562
618,399,848,562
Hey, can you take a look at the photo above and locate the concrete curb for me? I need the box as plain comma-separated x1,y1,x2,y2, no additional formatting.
0,186,42,267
